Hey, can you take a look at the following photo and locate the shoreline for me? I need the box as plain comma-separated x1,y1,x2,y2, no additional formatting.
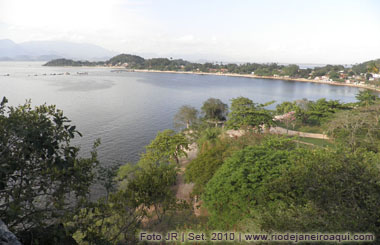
38,65,380,92
132,69,380,92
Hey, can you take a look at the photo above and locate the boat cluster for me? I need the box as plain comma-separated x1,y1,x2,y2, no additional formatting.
2,72,90,77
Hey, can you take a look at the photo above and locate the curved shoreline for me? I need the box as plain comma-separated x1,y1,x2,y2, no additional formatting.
39,65,379,92
131,69,379,92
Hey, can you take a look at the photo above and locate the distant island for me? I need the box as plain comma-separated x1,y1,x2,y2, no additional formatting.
44,54,380,90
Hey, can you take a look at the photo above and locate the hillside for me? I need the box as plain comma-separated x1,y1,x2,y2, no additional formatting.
352,59,380,74
43,58,104,67
107,54,145,66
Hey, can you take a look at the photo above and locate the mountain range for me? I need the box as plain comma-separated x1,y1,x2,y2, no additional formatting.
0,39,117,61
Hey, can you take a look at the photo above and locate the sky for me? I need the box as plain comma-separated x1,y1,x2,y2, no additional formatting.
0,0,380,64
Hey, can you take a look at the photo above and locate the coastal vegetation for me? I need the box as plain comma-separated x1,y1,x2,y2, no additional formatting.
2,90,380,244
44,54,380,89
43,58,105,67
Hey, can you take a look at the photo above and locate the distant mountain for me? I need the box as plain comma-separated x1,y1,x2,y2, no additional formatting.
0,39,117,61
0,39,27,58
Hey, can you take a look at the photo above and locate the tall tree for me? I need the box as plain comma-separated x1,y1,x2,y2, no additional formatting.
0,97,99,241
146,129,189,165
327,105,380,152
276,101,298,115
125,163,178,223
201,98,228,124
173,105,198,129
227,97,274,131
356,90,378,107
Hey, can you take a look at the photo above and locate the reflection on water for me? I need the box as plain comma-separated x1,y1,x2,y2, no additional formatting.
50,79,115,91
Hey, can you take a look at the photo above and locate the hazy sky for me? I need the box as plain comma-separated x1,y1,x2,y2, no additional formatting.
1,0,379,64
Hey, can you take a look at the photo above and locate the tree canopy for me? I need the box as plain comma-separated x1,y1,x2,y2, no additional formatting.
201,98,228,122
0,97,99,242
254,148,380,235
173,105,198,129
227,97,274,130
355,89,378,107
145,129,189,165
327,104,380,152
202,137,296,229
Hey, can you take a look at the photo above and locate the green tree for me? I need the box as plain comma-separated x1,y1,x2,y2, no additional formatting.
97,164,120,201
355,90,378,107
276,101,298,115
69,190,143,244
185,142,229,195
0,97,99,241
368,61,379,74
202,137,296,229
282,64,299,77
227,97,274,131
146,129,189,165
201,98,228,123
70,129,189,244
329,71,340,80
254,148,380,236
125,163,178,223
327,105,380,152
295,98,347,126
196,127,222,153
173,105,198,129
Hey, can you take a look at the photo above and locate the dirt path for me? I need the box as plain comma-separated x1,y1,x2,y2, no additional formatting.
175,143,198,201
226,126,329,139
269,126,329,139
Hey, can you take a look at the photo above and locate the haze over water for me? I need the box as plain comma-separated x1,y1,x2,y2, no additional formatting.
0,62,361,166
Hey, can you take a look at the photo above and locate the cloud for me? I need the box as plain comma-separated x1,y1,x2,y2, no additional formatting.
1,0,379,63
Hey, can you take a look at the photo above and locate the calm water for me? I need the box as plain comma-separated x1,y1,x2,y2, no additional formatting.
0,62,361,166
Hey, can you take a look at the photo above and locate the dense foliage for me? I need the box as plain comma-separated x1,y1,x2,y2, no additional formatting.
352,59,380,74
200,98,228,122
275,98,350,127
202,137,296,229
43,58,104,66
107,54,145,66
0,97,99,243
4,91,380,244
227,97,274,130
185,142,228,195
145,129,189,164
254,148,380,235
327,104,380,152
